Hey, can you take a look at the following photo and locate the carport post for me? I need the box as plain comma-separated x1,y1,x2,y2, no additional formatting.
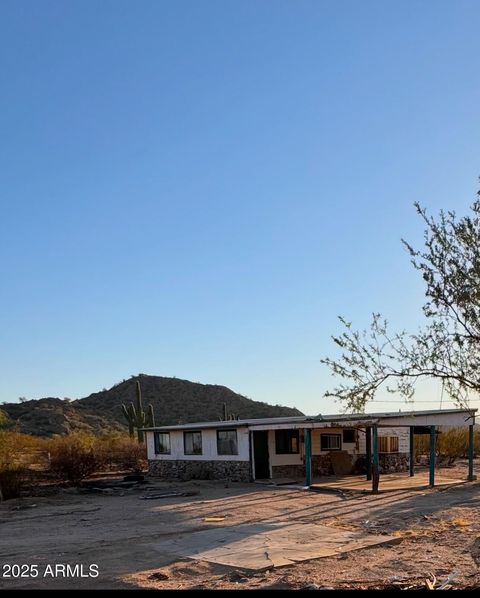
468,424,474,482
429,425,436,487
304,428,312,487
372,425,379,494
365,427,372,481
409,426,415,477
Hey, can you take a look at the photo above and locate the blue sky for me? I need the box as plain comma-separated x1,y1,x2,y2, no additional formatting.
1,0,479,414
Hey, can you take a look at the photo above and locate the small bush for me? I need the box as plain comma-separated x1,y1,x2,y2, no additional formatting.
98,436,147,472
47,433,146,483
0,431,40,500
48,433,104,484
0,465,26,500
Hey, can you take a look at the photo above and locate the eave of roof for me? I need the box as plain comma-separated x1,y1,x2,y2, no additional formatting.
140,407,476,432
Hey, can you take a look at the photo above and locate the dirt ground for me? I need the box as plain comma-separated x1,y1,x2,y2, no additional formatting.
1,464,480,590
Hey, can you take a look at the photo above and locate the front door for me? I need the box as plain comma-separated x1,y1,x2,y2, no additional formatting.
253,431,270,479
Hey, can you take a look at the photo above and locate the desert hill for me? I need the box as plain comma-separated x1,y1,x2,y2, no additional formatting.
1,374,303,436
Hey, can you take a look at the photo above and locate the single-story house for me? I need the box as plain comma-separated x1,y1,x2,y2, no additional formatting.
143,408,476,490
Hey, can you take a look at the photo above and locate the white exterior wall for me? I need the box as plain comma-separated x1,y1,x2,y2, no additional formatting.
312,428,357,455
378,412,473,427
146,427,250,462
267,427,359,466
357,427,409,453
261,426,410,467
147,424,411,465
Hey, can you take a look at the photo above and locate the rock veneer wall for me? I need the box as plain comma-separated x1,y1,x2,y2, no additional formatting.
149,453,409,483
271,464,305,479
148,459,251,482
312,454,334,476
378,453,409,473
271,455,334,479
271,453,410,479
353,453,410,474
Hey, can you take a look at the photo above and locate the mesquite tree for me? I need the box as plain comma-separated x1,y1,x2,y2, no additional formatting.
321,189,480,412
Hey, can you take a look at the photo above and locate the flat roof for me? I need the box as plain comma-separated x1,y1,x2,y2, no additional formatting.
142,408,476,432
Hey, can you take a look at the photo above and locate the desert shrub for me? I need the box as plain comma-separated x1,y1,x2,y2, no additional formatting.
436,428,470,465
0,430,147,492
47,433,147,482
109,438,146,471
0,465,26,500
48,433,105,484
0,431,33,500
414,426,480,465
414,434,429,461
96,434,147,472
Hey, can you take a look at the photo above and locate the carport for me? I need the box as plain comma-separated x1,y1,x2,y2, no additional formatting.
304,408,476,494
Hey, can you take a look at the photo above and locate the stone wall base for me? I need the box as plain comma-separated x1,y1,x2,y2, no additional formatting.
353,453,410,474
272,453,410,479
271,464,304,479
149,453,410,483
313,454,333,476
148,459,251,482
271,455,342,479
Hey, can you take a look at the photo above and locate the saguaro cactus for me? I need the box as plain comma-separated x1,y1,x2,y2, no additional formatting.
121,380,155,443
147,403,155,427
220,403,239,421
121,403,136,439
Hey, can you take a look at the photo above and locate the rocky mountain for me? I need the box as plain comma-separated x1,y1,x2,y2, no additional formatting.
1,374,303,437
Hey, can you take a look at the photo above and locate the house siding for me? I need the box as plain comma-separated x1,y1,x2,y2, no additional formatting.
357,426,410,454
146,424,412,481
147,427,250,462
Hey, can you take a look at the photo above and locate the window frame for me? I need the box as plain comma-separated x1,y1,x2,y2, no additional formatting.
275,429,300,454
183,430,203,455
154,432,171,455
216,429,239,456
320,433,342,452
342,429,356,444
379,436,399,453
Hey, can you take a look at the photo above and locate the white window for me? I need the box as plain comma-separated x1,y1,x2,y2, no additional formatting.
321,434,341,451
217,429,238,455
275,430,300,454
379,436,399,453
184,431,202,455
154,432,170,454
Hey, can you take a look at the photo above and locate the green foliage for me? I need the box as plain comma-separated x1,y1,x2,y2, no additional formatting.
322,188,480,410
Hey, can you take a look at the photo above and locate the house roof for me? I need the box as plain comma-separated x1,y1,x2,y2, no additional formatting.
141,408,476,432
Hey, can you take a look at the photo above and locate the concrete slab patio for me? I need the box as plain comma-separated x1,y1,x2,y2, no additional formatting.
156,521,400,571
311,470,467,493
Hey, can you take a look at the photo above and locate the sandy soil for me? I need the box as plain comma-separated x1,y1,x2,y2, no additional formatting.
1,464,480,590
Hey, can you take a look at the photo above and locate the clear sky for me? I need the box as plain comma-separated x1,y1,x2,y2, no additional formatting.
1,0,479,414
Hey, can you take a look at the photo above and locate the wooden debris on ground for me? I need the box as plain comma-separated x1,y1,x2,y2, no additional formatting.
140,491,199,500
